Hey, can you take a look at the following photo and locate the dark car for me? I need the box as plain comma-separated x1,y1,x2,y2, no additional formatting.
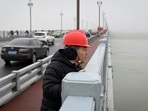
1,37,49,64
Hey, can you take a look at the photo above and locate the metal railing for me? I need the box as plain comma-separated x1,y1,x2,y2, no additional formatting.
0,55,52,106
60,30,114,111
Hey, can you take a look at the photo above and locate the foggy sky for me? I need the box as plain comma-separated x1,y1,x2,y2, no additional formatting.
0,0,148,33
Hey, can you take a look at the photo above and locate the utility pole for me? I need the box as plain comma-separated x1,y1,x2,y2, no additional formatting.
76,0,80,30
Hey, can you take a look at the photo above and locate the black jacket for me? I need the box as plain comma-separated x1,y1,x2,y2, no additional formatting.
41,49,82,111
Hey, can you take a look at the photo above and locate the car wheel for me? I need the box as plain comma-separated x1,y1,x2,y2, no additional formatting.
5,60,10,65
31,53,37,63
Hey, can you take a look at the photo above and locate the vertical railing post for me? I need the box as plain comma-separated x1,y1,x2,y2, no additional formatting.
38,60,44,75
11,71,20,92
61,72,102,111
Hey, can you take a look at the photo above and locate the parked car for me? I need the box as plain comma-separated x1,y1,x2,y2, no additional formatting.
52,31,62,38
33,31,55,45
85,30,92,38
1,37,50,64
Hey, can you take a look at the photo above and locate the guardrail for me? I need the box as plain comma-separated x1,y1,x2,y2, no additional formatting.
0,33,100,107
0,55,52,106
59,30,114,111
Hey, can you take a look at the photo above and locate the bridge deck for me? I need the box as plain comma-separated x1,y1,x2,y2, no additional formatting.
0,36,101,111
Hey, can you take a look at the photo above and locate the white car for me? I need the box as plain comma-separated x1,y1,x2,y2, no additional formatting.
33,31,55,45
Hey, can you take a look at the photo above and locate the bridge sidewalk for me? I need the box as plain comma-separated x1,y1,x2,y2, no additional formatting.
0,36,102,111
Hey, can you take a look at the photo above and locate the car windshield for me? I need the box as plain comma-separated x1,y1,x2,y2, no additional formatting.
34,33,45,36
8,38,32,46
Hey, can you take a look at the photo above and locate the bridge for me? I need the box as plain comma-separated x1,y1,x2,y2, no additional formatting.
0,31,114,111
1,30,148,111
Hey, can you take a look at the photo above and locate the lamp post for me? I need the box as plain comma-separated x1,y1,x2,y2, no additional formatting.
76,0,80,30
60,11,63,34
97,1,102,29
28,0,33,35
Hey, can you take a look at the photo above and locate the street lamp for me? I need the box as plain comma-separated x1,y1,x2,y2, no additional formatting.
28,0,33,35
97,1,102,29
60,11,63,34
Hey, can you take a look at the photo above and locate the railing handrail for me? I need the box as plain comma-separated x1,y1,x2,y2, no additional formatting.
0,55,52,106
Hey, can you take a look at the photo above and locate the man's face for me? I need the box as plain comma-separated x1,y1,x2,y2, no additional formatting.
76,47,88,63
